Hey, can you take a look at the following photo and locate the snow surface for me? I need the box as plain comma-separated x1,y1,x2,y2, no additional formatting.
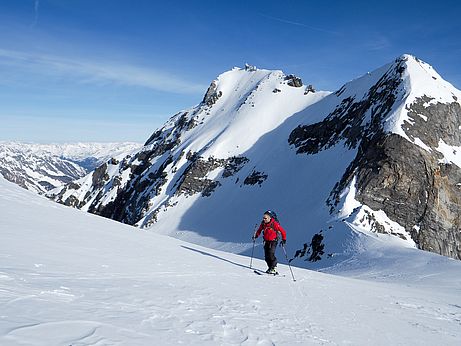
1,177,461,345
436,139,461,168
155,68,329,159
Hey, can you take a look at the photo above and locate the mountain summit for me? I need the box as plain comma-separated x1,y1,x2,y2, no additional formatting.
50,56,461,263
50,65,327,230
303,54,461,260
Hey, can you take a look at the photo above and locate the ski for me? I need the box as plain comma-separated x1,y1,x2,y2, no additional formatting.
253,269,285,277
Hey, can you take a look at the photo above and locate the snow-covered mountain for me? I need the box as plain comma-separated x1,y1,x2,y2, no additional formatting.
0,142,142,193
49,56,461,263
2,176,461,345
287,54,461,261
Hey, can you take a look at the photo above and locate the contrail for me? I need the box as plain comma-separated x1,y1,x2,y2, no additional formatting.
259,13,340,36
31,0,39,27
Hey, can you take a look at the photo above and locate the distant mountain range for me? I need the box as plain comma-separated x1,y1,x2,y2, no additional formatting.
31,55,461,263
0,142,142,193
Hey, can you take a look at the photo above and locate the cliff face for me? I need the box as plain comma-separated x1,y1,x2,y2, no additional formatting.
353,133,461,259
289,55,461,260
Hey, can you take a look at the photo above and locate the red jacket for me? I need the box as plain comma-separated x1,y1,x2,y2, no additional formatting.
255,219,287,241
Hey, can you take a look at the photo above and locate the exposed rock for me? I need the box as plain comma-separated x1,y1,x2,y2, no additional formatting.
176,155,226,196
290,243,309,263
244,170,268,186
304,84,315,94
67,182,81,190
222,157,249,178
109,158,120,165
63,195,80,208
309,232,325,262
202,181,222,197
289,58,403,155
405,97,461,147
173,154,250,197
88,153,173,225
144,112,195,152
290,231,325,262
92,163,110,189
327,94,461,260
285,74,303,87
244,63,257,72
351,134,461,259
202,81,223,106
175,112,198,132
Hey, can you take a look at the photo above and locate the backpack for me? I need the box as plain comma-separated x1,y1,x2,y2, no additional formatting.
264,210,282,241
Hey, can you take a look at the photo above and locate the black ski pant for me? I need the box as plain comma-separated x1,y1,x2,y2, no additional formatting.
264,240,278,269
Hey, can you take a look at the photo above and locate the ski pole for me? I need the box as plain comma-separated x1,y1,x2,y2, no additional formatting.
250,238,256,269
249,223,258,269
281,243,296,282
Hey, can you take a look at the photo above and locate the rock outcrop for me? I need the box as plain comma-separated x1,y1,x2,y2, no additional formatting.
285,74,303,87
289,56,461,260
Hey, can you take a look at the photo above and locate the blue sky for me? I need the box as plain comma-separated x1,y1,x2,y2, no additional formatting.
1,0,460,143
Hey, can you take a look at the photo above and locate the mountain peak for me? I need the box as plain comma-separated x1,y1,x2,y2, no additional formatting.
244,63,257,72
321,53,461,144
377,54,461,148
399,54,460,101
49,54,461,263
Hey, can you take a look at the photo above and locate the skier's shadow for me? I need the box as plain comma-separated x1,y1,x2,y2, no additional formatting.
181,245,251,270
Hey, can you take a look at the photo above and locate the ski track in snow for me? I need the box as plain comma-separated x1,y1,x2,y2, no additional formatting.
1,178,461,345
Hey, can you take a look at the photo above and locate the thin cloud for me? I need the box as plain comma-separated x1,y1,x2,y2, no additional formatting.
0,48,206,94
363,36,392,51
259,13,340,36
31,0,40,27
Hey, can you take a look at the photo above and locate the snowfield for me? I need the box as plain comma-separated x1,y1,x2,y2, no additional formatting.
1,177,460,345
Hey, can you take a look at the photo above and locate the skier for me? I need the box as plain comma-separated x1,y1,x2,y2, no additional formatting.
252,210,287,274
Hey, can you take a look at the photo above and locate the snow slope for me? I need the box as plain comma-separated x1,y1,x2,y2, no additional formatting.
1,177,461,345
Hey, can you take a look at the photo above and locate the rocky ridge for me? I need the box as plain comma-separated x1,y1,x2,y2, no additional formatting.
0,142,141,193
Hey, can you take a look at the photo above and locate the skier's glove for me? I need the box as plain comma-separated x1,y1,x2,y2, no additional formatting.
252,235,257,241
281,239,286,246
